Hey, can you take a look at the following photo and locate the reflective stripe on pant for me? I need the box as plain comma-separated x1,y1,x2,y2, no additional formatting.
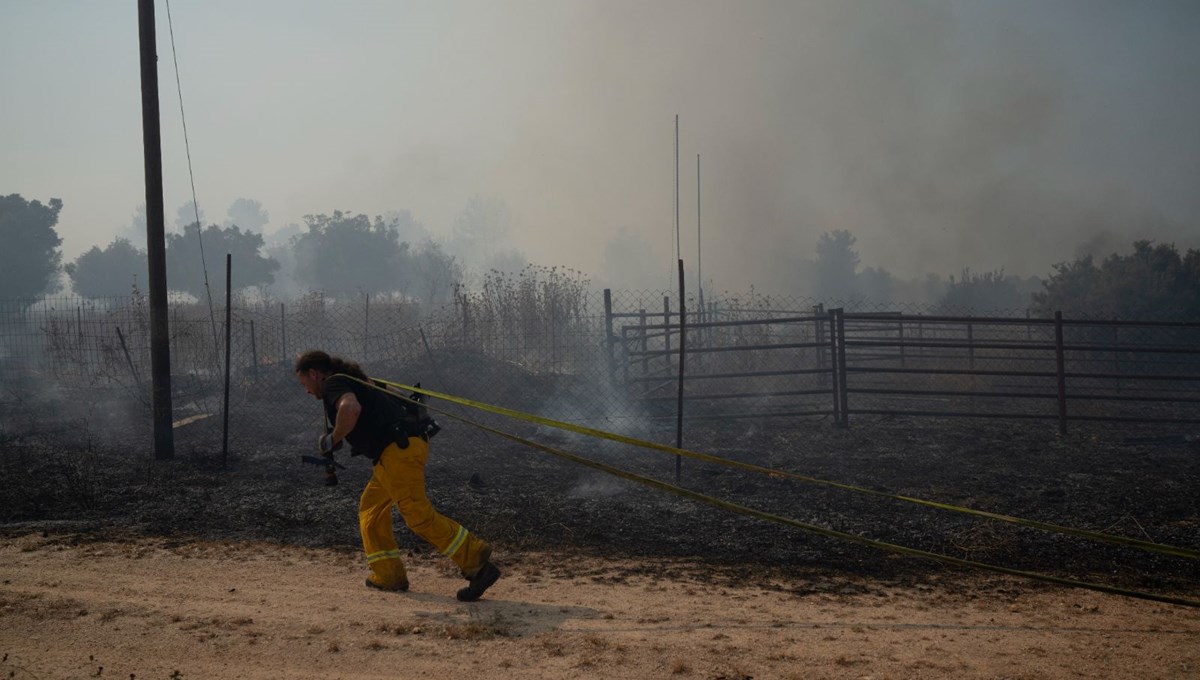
358,437,491,588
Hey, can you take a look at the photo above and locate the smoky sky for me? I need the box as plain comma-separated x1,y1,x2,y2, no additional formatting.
3,0,1198,294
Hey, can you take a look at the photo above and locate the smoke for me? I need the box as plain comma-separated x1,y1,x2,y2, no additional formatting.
567,474,630,500
15,1,1198,296
466,0,1200,291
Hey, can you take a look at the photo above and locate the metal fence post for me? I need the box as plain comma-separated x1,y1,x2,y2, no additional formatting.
419,326,447,387
663,296,671,368
115,326,142,390
709,300,717,347
966,320,977,413
622,325,631,391
967,321,975,371
639,309,648,376
1112,320,1121,395
1054,310,1067,435
827,308,840,424
603,289,617,385
550,294,558,371
836,308,850,428
918,319,924,359
675,260,686,484
249,319,258,375
460,292,469,347
279,302,286,367
814,303,826,387
363,292,370,360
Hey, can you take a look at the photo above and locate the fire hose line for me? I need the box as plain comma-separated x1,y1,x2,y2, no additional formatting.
331,376,1200,607
366,377,1200,563
352,378,1200,609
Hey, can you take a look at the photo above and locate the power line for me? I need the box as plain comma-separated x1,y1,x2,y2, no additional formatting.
164,0,220,359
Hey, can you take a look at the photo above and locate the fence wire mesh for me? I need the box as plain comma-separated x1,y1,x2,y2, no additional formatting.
3,289,1199,459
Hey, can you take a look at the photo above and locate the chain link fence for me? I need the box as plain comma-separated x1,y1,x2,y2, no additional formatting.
3,287,1199,458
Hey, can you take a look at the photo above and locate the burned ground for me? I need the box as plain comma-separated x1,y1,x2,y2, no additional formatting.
2,387,1197,603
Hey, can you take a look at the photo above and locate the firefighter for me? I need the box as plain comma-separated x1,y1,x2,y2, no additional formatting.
294,350,500,602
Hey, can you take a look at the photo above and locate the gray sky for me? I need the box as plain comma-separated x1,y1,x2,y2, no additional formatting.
3,0,1199,291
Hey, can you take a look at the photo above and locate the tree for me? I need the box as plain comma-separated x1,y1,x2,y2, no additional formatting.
858,266,896,304
483,249,529,276
1033,241,1200,319
1034,255,1100,311
814,230,860,300
0,194,63,300
939,268,1032,313
258,222,306,295
65,238,147,298
409,239,463,308
165,224,279,297
115,204,148,249
174,201,204,231
224,198,269,232
383,209,431,245
291,211,411,295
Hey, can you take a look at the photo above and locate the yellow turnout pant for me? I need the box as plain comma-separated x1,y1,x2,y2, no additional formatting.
359,437,490,589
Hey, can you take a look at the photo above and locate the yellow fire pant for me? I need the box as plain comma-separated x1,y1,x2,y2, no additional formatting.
359,438,490,589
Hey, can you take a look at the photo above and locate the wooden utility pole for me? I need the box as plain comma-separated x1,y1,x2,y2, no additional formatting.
139,0,174,459
222,254,232,467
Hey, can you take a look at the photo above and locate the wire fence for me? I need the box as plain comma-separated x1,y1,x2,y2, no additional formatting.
3,288,1199,455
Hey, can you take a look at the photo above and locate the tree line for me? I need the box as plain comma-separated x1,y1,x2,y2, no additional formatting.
3,192,1199,320
1,194,469,308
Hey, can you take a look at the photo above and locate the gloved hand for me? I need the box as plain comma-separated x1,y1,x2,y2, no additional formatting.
317,433,342,456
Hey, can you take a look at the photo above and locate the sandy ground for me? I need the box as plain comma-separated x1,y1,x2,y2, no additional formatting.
1,533,1198,680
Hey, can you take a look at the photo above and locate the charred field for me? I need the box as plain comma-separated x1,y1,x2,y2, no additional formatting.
2,388,1198,601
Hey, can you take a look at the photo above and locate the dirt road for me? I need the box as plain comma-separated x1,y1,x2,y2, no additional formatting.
1,533,1197,679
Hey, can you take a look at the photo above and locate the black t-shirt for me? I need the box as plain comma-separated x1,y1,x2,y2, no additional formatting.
322,374,407,461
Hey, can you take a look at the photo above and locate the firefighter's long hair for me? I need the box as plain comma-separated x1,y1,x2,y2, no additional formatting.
294,349,368,381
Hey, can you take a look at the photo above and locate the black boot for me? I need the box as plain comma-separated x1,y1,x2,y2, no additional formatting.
456,561,501,602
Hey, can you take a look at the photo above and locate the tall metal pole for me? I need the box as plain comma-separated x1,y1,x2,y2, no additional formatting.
696,154,705,330
674,114,680,290
696,153,702,300
139,0,174,460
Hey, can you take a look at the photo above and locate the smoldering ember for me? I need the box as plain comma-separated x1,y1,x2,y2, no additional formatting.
2,2,1199,679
